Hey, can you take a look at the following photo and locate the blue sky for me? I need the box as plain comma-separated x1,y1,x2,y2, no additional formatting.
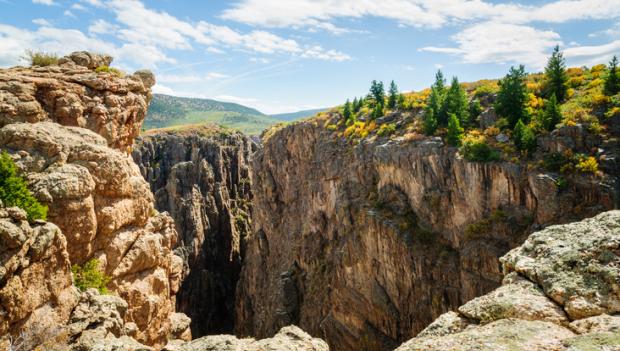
1,0,619,114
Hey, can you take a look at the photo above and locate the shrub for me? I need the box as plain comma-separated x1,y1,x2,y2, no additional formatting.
460,135,500,162
95,65,124,77
25,50,59,67
575,156,598,174
0,152,47,221
377,123,396,137
71,258,111,294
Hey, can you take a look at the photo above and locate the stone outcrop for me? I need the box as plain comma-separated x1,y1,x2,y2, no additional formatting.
395,210,620,351
0,207,78,339
0,121,186,348
163,325,329,351
132,125,255,337
0,52,154,152
236,118,618,351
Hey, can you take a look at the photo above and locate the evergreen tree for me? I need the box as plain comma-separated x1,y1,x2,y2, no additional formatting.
469,99,482,123
432,70,449,126
445,76,469,126
387,80,398,109
369,80,386,108
424,106,438,136
495,65,529,129
352,97,359,113
426,70,446,128
542,94,562,131
372,103,384,119
513,119,526,150
343,99,352,121
446,113,463,146
544,45,568,102
604,55,620,96
521,127,537,154
397,94,406,110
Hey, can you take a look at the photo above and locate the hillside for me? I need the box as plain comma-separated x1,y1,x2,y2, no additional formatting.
271,108,328,121
145,94,285,135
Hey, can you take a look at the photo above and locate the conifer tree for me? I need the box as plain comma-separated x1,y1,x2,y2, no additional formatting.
544,45,568,102
513,119,526,150
387,80,398,109
542,94,562,131
352,97,359,113
343,99,352,121
397,94,406,110
446,113,463,146
426,70,446,130
424,106,438,136
372,103,384,119
369,80,385,108
495,65,529,129
604,55,620,96
513,119,536,153
445,76,469,126
469,99,482,122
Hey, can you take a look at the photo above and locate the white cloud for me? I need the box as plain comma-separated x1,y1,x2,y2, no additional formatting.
250,57,271,64
63,10,76,18
152,83,176,95
206,46,224,54
80,0,104,7
32,0,55,5
158,72,229,83
88,19,118,35
565,40,620,66
32,18,51,26
421,22,562,69
221,0,620,31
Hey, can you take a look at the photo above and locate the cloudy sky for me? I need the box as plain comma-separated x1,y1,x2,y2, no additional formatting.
1,0,619,114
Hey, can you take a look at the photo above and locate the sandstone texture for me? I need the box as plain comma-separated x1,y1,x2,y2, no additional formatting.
0,121,186,347
395,210,620,351
163,325,328,351
0,51,154,152
132,125,255,337
236,118,618,351
0,207,78,339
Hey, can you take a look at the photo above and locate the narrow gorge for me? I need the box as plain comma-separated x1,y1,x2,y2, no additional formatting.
0,51,619,351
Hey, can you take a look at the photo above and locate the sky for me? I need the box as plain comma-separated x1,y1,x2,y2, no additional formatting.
0,0,619,114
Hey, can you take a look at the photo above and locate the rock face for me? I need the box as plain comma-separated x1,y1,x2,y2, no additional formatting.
163,325,329,351
132,126,255,337
236,120,617,351
0,52,154,152
395,210,620,351
0,207,78,339
0,121,186,348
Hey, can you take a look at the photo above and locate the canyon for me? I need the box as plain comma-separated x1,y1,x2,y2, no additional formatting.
0,52,618,351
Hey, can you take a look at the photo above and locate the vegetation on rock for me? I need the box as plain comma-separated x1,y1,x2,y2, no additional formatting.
0,151,47,221
25,50,59,67
71,258,111,294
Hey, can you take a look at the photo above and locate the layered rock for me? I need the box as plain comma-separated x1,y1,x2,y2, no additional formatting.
132,125,255,336
0,51,154,152
0,122,186,347
396,210,620,351
163,325,328,351
0,207,78,339
236,119,618,351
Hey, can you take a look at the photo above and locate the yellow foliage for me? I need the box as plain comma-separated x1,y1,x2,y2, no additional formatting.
527,93,544,109
484,126,500,137
567,67,585,77
576,156,598,174
591,93,611,106
568,76,585,88
567,88,575,99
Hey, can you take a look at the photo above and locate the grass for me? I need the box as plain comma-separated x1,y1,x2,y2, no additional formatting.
95,65,124,77
71,258,111,294
25,50,59,67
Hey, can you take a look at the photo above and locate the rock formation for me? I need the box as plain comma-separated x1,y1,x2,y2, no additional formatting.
163,325,328,351
0,51,154,152
0,53,187,349
132,125,255,336
395,210,620,350
236,117,618,351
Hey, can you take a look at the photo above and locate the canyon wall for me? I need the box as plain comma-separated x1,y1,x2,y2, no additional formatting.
236,118,618,351
132,126,255,337
0,53,188,349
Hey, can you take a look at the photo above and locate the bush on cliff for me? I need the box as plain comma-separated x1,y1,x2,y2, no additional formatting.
71,259,111,294
0,151,48,221
25,50,59,67
460,134,500,162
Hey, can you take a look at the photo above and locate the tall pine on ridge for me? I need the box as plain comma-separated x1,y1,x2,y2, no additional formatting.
495,65,529,129
387,80,398,109
544,45,569,102
604,55,620,96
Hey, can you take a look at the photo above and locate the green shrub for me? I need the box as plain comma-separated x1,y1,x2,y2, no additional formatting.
460,136,500,162
25,50,59,67
377,123,396,137
95,65,124,77
71,259,111,294
542,152,568,172
0,152,47,221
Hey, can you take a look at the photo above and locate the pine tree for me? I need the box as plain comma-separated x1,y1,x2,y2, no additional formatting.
343,99,352,121
469,99,482,122
446,113,463,146
513,119,526,150
387,80,398,109
521,127,537,154
544,45,568,102
495,65,529,129
424,106,438,136
369,80,386,108
432,70,449,126
352,97,359,113
445,76,469,126
397,94,406,110
542,94,562,131
604,55,620,96
426,70,446,128
372,103,384,119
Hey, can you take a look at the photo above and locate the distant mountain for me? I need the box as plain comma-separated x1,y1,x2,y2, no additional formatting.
145,94,283,135
271,108,328,121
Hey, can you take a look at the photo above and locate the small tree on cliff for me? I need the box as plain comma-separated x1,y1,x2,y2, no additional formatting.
368,80,385,108
604,55,620,96
445,76,469,126
544,46,568,102
542,94,562,131
446,113,464,146
387,80,399,109
495,65,529,129
0,151,47,221
343,99,352,122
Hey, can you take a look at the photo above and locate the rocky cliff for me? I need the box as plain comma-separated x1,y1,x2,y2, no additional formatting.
235,116,618,351
132,125,255,337
396,210,620,351
0,53,187,349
